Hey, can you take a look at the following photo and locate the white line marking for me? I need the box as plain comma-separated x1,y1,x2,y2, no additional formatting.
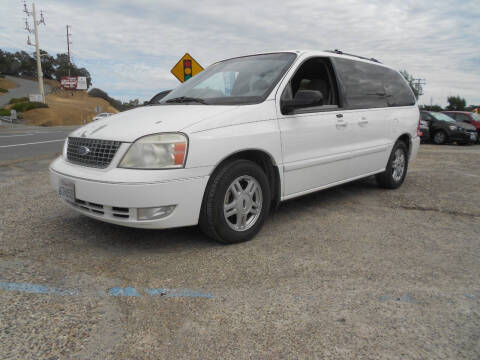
0,134,36,138
0,139,65,148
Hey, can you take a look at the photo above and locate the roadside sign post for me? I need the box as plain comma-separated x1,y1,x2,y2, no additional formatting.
170,53,204,83
10,109,17,123
94,105,102,113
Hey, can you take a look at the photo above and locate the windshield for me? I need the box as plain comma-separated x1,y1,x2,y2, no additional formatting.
160,53,297,105
430,112,456,122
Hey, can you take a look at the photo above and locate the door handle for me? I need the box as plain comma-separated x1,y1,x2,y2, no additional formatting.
336,114,343,118
358,120,369,126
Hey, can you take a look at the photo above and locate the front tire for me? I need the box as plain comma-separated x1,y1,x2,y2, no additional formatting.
376,141,408,189
199,159,271,244
433,130,447,145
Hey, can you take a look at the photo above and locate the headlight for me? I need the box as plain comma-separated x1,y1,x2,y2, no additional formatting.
119,133,188,169
449,125,457,130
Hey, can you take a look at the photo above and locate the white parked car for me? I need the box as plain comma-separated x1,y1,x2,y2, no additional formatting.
50,50,420,244
92,112,114,121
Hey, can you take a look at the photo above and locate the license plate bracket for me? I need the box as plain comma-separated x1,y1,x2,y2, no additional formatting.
59,179,75,203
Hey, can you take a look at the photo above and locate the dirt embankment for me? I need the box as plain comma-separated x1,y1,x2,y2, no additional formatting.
0,77,17,93
23,89,119,126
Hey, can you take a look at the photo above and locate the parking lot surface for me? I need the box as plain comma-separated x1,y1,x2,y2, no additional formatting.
0,139,479,359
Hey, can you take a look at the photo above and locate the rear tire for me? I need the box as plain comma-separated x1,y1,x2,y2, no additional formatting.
376,141,408,189
199,159,271,244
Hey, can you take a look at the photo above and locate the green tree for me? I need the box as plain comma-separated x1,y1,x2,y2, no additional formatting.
399,70,422,99
446,96,466,110
39,49,55,79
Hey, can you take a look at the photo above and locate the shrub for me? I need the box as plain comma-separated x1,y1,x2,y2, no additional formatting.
0,88,7,93
88,87,123,111
8,97,29,105
0,108,10,116
10,101,48,112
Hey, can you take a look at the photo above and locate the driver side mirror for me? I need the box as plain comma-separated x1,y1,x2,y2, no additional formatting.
281,90,324,114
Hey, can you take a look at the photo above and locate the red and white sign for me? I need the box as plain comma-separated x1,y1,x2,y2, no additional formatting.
60,76,87,90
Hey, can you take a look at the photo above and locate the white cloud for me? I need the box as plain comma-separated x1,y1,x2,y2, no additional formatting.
1,0,479,104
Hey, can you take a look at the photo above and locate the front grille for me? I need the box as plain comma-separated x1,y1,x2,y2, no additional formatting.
67,137,121,168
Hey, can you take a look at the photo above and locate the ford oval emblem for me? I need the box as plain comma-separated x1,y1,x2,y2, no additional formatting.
78,146,90,156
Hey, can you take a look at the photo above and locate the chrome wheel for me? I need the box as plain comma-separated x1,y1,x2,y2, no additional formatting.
223,175,263,232
391,148,406,182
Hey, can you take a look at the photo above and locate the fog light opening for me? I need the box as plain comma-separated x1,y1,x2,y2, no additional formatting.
137,205,176,221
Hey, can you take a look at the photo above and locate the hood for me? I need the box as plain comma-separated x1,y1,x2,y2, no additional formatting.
69,105,237,142
454,121,476,131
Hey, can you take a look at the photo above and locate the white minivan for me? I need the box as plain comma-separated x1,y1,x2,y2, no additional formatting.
50,50,420,243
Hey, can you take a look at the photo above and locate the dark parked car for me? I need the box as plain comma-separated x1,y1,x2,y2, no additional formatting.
419,119,430,143
420,111,477,145
442,111,480,143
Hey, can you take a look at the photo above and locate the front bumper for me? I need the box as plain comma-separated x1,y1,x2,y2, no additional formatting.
49,157,212,229
450,130,477,143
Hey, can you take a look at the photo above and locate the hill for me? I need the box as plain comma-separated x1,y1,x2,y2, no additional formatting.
23,88,119,126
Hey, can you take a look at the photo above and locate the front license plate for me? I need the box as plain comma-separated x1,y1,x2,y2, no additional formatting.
59,179,75,203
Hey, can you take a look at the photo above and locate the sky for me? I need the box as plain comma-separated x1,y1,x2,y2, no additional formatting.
1,0,479,105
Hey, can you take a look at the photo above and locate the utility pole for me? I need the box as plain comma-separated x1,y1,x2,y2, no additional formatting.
412,78,426,97
66,25,72,76
24,1,46,103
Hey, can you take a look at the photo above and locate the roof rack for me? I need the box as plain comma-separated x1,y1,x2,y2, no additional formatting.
325,49,382,63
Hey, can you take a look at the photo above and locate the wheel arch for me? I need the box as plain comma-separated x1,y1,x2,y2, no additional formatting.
397,133,412,158
207,148,281,211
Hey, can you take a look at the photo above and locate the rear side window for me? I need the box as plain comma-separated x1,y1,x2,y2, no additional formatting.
382,68,416,107
332,58,416,109
332,58,387,109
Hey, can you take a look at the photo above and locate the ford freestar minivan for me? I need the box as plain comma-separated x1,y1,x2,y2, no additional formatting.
50,50,420,244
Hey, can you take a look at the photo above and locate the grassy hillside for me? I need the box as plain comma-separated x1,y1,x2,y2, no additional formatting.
23,89,119,126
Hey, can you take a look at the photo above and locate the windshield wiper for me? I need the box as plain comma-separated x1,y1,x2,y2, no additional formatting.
165,96,207,104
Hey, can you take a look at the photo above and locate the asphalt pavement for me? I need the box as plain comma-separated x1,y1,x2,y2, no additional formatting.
0,76,52,107
0,127,479,359
0,123,76,163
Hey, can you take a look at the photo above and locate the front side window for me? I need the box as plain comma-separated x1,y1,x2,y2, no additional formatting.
471,113,480,121
280,57,339,113
160,53,296,105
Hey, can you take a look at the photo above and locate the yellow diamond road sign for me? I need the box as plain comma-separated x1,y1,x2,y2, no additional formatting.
170,53,204,83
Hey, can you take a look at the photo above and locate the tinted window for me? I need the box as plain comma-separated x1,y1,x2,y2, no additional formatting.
332,58,416,109
455,114,470,123
332,58,387,109
382,68,416,107
420,112,431,121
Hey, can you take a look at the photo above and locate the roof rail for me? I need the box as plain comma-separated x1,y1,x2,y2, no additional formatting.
325,49,382,63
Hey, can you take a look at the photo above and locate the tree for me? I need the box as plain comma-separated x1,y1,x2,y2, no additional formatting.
446,96,466,110
420,104,443,112
399,70,422,99
39,49,55,79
